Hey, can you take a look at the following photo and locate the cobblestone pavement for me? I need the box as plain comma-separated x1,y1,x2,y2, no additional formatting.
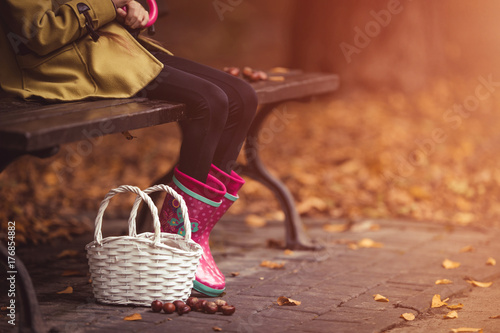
1,216,500,333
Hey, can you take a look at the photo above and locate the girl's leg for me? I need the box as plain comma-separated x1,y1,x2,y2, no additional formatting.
138,58,230,181
150,54,258,174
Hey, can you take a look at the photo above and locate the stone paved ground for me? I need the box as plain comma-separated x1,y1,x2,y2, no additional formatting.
1,216,500,333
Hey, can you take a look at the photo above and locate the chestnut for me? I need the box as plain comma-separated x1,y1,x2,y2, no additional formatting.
186,297,199,308
193,299,207,312
178,305,191,315
242,66,253,79
204,301,218,314
224,67,240,77
151,300,163,312
221,305,236,316
172,300,185,310
163,302,176,314
215,299,227,311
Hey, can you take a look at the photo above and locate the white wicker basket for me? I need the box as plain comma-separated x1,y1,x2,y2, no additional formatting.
85,185,202,306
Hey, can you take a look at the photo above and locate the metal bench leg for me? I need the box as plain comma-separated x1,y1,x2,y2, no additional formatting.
0,243,46,332
238,103,322,250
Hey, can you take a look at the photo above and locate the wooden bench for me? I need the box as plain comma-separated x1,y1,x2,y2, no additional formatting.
0,71,339,332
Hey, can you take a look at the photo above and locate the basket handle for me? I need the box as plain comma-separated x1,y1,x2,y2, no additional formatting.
128,184,192,242
94,185,160,245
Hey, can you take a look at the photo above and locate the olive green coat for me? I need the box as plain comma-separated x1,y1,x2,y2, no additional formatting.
0,0,167,101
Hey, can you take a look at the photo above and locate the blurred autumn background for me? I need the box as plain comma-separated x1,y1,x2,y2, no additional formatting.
3,0,500,244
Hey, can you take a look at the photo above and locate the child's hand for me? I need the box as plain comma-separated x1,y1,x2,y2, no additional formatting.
116,1,149,30
112,0,132,9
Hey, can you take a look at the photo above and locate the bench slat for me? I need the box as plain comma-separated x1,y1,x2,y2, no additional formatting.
0,72,339,152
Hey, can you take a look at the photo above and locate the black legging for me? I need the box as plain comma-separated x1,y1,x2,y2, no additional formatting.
138,53,258,182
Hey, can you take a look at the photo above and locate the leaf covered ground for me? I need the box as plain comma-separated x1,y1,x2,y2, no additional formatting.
2,77,500,244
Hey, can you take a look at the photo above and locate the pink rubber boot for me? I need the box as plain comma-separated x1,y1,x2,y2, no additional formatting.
203,164,245,278
160,166,227,296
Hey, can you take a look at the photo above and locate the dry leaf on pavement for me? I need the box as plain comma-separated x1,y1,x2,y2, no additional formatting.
284,249,294,255
56,249,79,259
436,279,453,285
260,260,285,269
323,223,348,233
56,286,73,294
450,328,483,333
459,245,475,253
442,259,461,269
431,294,448,308
124,313,142,321
400,313,415,321
358,238,384,248
447,303,464,310
277,296,301,306
486,257,496,266
373,294,389,302
465,279,493,288
230,272,240,277
489,315,500,319
444,310,458,319
245,214,267,228
212,327,222,332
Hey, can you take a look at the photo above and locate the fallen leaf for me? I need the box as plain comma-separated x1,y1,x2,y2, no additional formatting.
489,315,500,319
373,294,389,302
212,327,222,332
450,328,483,333
444,310,458,319
348,242,359,250
442,259,461,269
401,313,415,321
61,270,85,277
486,257,496,266
466,279,493,288
124,313,142,321
323,223,348,233
284,249,294,256
431,294,448,308
436,279,453,285
277,296,301,306
230,272,240,277
245,214,267,228
358,238,384,248
56,286,73,294
268,76,285,82
459,245,475,253
259,277,264,280
447,303,464,310
260,260,285,269
121,131,137,140
56,249,79,259
1,306,8,311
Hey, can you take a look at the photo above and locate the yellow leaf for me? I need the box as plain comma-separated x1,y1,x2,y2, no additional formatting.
358,238,384,248
283,249,294,256
373,294,389,302
260,260,285,269
431,294,448,308
400,313,415,321
245,214,267,228
444,310,458,319
277,296,301,306
56,286,73,294
442,259,461,269
489,315,500,319
466,279,493,288
61,270,84,277
447,303,464,310
459,245,475,253
486,257,496,266
323,223,348,233
56,249,79,259
212,327,222,332
436,279,453,285
124,313,142,321
450,328,483,333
